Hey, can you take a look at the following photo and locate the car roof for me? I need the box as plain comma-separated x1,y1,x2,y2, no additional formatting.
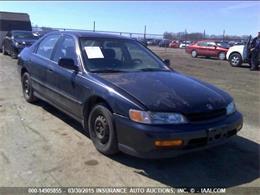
11,30,33,33
46,30,132,40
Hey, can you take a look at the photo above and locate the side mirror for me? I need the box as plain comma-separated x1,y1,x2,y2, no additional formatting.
163,59,171,67
58,58,78,71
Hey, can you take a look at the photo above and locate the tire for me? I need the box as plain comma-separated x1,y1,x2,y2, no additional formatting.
22,72,37,103
218,52,226,60
88,104,118,155
10,49,18,59
229,53,242,67
2,45,7,55
191,50,197,58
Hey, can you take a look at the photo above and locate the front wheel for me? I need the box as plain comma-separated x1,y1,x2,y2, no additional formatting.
229,53,242,67
191,50,197,58
22,72,37,103
218,52,226,60
10,49,18,59
88,104,118,155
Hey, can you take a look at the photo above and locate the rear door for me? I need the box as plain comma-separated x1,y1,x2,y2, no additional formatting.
30,34,61,99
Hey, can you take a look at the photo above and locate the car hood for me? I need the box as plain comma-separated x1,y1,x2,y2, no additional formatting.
229,45,245,52
92,71,232,113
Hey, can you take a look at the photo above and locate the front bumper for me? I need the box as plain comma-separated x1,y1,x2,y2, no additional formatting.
114,111,243,159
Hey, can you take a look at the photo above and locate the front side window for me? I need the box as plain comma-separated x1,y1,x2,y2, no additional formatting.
197,41,207,46
36,35,60,59
80,38,169,72
52,36,77,64
207,42,216,47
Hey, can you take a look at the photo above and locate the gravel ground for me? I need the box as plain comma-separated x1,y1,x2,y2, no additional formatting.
0,48,259,192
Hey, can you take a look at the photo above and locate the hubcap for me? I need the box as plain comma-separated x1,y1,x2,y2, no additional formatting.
192,51,196,57
94,115,109,144
231,56,239,65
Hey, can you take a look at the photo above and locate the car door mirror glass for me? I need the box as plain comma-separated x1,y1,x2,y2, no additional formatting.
58,58,78,71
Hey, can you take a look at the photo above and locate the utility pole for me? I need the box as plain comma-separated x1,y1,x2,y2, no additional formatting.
223,30,225,41
144,25,146,40
93,21,95,32
203,30,206,39
185,29,187,42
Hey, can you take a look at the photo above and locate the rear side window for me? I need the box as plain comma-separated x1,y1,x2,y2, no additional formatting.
36,35,60,59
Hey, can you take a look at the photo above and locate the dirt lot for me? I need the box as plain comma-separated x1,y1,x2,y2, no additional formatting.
0,48,259,191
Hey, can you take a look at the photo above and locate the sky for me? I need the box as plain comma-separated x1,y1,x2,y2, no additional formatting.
0,1,259,36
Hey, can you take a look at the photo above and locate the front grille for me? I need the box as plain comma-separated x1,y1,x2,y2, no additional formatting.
185,108,226,122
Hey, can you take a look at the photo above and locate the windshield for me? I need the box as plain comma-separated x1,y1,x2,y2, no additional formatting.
80,38,169,73
13,32,37,39
216,42,230,49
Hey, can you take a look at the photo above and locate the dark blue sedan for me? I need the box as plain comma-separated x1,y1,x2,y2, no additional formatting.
17,31,243,158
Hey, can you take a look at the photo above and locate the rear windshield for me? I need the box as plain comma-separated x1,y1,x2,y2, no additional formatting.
13,32,37,39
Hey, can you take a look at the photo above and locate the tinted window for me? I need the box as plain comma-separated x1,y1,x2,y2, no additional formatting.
53,36,77,64
6,31,11,37
36,35,60,59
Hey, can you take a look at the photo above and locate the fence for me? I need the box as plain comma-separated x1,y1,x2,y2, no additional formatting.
32,26,164,40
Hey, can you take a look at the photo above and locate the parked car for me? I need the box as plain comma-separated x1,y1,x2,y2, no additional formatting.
179,41,191,49
2,30,38,58
158,39,171,47
18,31,243,158
132,38,147,47
0,11,32,51
147,39,161,46
227,36,260,67
185,40,228,60
169,40,180,48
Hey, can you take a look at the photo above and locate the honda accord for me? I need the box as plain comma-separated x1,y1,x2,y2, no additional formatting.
17,31,243,158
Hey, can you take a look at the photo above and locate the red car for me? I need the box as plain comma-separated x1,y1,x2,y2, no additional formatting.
169,40,180,48
185,40,228,60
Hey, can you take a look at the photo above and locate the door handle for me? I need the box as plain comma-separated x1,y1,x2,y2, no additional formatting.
47,68,53,72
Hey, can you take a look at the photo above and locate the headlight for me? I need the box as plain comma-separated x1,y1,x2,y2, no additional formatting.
129,109,187,124
15,42,20,47
226,101,236,115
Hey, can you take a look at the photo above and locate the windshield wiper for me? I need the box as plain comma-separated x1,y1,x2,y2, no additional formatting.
138,68,169,72
91,69,128,73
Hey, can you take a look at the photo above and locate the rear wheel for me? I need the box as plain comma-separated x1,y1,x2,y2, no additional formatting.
191,50,197,58
229,53,242,67
218,52,226,60
22,72,37,103
88,104,118,155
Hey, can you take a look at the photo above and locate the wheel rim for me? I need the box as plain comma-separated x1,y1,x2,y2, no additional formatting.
192,51,196,57
23,76,30,97
94,115,109,144
231,56,239,65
